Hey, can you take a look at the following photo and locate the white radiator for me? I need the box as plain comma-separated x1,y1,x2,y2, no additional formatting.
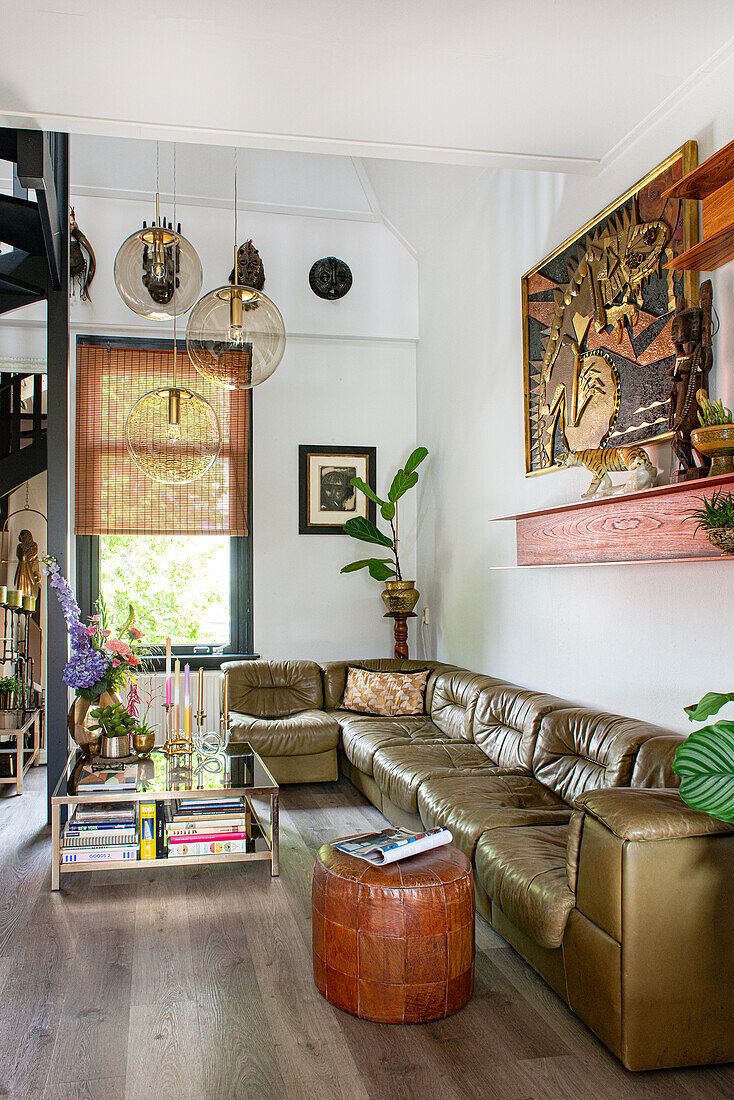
138,671,222,745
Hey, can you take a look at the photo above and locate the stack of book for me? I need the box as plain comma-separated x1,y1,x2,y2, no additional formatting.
166,796,254,857
62,802,138,864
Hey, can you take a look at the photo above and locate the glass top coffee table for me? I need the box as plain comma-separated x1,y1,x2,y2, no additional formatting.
50,744,278,891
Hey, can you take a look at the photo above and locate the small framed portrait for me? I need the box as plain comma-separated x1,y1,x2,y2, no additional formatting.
299,445,376,534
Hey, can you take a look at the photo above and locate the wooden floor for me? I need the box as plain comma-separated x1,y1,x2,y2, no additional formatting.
1,771,734,1100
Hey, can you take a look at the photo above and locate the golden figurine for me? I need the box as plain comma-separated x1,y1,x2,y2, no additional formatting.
12,530,41,610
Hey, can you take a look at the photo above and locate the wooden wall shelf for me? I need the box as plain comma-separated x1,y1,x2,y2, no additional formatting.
663,138,734,271
491,472,734,568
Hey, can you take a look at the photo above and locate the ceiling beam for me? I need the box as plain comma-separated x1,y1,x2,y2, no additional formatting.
16,130,62,289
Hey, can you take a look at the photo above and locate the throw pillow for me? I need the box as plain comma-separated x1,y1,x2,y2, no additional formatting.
341,667,431,717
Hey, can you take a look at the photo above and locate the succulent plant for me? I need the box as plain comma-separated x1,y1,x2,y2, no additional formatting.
88,702,136,739
696,389,733,426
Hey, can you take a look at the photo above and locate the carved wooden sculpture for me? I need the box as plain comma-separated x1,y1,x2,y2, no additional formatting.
668,279,714,480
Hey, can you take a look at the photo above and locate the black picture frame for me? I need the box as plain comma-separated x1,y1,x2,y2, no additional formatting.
299,445,377,534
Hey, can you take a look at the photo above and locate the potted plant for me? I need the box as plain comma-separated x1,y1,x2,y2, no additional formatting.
340,447,428,613
673,691,734,822
691,390,734,476
88,701,136,759
687,489,734,555
0,675,18,710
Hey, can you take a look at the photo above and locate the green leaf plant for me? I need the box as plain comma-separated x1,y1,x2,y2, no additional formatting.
340,447,428,585
673,692,734,822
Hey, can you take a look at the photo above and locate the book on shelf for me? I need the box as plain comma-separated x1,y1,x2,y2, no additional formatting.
74,763,139,792
166,818,248,836
72,802,137,825
66,820,136,833
168,830,249,846
169,837,251,857
62,829,137,849
174,796,244,813
331,826,453,865
62,847,138,864
139,802,156,860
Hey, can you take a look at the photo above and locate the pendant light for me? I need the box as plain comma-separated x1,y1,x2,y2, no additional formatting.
186,150,286,389
125,146,221,484
114,143,202,320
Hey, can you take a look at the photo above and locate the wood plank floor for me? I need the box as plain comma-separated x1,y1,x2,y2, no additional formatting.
1,768,734,1100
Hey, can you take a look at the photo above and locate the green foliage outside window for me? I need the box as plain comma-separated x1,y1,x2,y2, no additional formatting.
99,535,230,646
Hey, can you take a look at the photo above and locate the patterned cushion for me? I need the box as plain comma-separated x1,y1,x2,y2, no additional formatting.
341,668,430,717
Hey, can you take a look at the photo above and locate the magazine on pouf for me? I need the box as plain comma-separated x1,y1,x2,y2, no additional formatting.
332,825,452,865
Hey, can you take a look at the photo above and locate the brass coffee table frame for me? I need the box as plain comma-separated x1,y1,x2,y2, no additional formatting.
51,747,279,891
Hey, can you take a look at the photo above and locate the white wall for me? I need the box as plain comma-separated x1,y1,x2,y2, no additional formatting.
0,157,419,661
415,56,734,732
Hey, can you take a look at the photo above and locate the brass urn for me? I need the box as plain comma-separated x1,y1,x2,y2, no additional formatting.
68,690,122,755
381,580,420,614
691,425,734,477
702,527,734,556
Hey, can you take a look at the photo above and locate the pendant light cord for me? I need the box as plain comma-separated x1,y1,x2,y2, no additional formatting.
172,142,177,390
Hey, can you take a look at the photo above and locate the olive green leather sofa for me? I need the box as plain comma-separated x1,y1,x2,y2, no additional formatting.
220,657,734,1071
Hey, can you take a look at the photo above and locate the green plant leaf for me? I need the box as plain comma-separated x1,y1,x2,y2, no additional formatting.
350,477,385,507
340,559,375,573
685,692,734,722
404,446,428,475
388,469,419,503
673,721,734,822
380,501,396,521
343,516,393,548
368,560,397,581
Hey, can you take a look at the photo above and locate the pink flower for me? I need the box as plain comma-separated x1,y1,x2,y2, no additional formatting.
129,654,141,666
86,625,97,637
111,658,121,667
129,626,143,640
90,614,101,623
100,629,111,638
107,639,134,660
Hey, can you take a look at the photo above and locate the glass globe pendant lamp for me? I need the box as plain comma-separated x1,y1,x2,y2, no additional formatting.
186,152,286,389
114,191,202,320
125,343,222,484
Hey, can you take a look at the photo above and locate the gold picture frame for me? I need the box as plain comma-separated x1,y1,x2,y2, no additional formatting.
522,141,699,476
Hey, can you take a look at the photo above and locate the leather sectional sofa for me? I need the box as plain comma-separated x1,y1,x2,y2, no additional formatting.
222,658,734,1071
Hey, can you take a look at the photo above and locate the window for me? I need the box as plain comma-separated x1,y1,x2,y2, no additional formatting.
75,336,253,663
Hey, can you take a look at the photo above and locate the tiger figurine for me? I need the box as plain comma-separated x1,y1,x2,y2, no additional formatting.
556,446,657,499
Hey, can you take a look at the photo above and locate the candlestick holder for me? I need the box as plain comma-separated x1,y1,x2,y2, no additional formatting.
162,702,194,756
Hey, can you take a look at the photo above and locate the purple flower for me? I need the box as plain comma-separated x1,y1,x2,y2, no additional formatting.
63,648,109,691
43,556,82,632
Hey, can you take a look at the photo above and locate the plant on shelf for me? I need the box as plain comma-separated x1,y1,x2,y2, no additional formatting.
0,675,19,709
88,702,136,742
687,489,734,555
43,554,147,753
691,390,734,476
340,446,428,613
673,692,734,822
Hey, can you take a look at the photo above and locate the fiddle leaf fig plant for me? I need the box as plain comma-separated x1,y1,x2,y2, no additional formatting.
341,447,428,583
673,692,734,822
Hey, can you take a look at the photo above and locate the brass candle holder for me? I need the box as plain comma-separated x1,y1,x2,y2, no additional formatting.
162,701,193,756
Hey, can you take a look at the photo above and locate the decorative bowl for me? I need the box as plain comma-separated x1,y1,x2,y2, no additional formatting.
691,425,734,477
703,527,734,556
132,731,156,757
381,580,420,614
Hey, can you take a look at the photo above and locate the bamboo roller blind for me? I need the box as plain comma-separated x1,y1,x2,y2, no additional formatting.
75,342,250,536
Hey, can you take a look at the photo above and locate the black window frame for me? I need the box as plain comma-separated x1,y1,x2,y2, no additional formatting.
75,334,255,670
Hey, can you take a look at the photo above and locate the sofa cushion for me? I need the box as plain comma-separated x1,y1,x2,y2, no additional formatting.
475,825,575,950
229,709,340,757
630,734,684,788
222,659,323,717
320,659,454,710
429,670,502,740
417,774,572,860
338,714,446,776
575,787,734,842
532,707,674,806
372,742,514,814
341,667,431,717
471,683,570,769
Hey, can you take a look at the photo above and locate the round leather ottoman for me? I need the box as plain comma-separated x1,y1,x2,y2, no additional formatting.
312,842,475,1023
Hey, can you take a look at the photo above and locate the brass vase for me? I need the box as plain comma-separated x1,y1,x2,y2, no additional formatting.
691,425,734,477
98,733,131,759
381,580,420,614
68,690,122,755
703,527,734,556
132,731,156,757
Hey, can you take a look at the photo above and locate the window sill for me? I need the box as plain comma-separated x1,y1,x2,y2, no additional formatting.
145,654,260,672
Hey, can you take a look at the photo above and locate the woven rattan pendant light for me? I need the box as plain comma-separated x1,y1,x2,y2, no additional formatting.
125,146,221,485
114,144,202,320
186,151,286,390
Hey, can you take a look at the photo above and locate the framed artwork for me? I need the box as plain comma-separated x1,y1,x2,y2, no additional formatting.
299,445,376,534
522,141,699,476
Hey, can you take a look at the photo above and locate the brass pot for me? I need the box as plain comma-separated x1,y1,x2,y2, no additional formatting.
691,425,734,477
132,731,156,757
98,734,131,759
381,579,420,614
703,527,734,556
68,690,122,755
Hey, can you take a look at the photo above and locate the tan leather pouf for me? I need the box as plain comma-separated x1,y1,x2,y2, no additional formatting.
312,842,475,1023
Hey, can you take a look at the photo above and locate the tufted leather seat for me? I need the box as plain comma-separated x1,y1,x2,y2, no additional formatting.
371,741,507,814
229,709,339,757
472,682,570,769
417,774,572,860
339,715,446,776
474,825,575,950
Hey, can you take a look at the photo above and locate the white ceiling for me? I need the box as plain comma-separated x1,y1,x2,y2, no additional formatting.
2,1,734,170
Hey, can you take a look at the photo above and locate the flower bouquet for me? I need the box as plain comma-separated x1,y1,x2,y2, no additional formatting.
44,555,147,753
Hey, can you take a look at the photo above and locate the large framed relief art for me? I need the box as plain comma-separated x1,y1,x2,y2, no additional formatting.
522,142,699,475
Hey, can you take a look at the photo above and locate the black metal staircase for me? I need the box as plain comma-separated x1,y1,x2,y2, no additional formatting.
0,372,47,501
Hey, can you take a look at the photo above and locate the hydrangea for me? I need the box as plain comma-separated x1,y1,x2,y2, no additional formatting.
63,648,109,691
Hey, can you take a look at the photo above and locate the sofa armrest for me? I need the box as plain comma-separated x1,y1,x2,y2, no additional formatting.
574,787,734,842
